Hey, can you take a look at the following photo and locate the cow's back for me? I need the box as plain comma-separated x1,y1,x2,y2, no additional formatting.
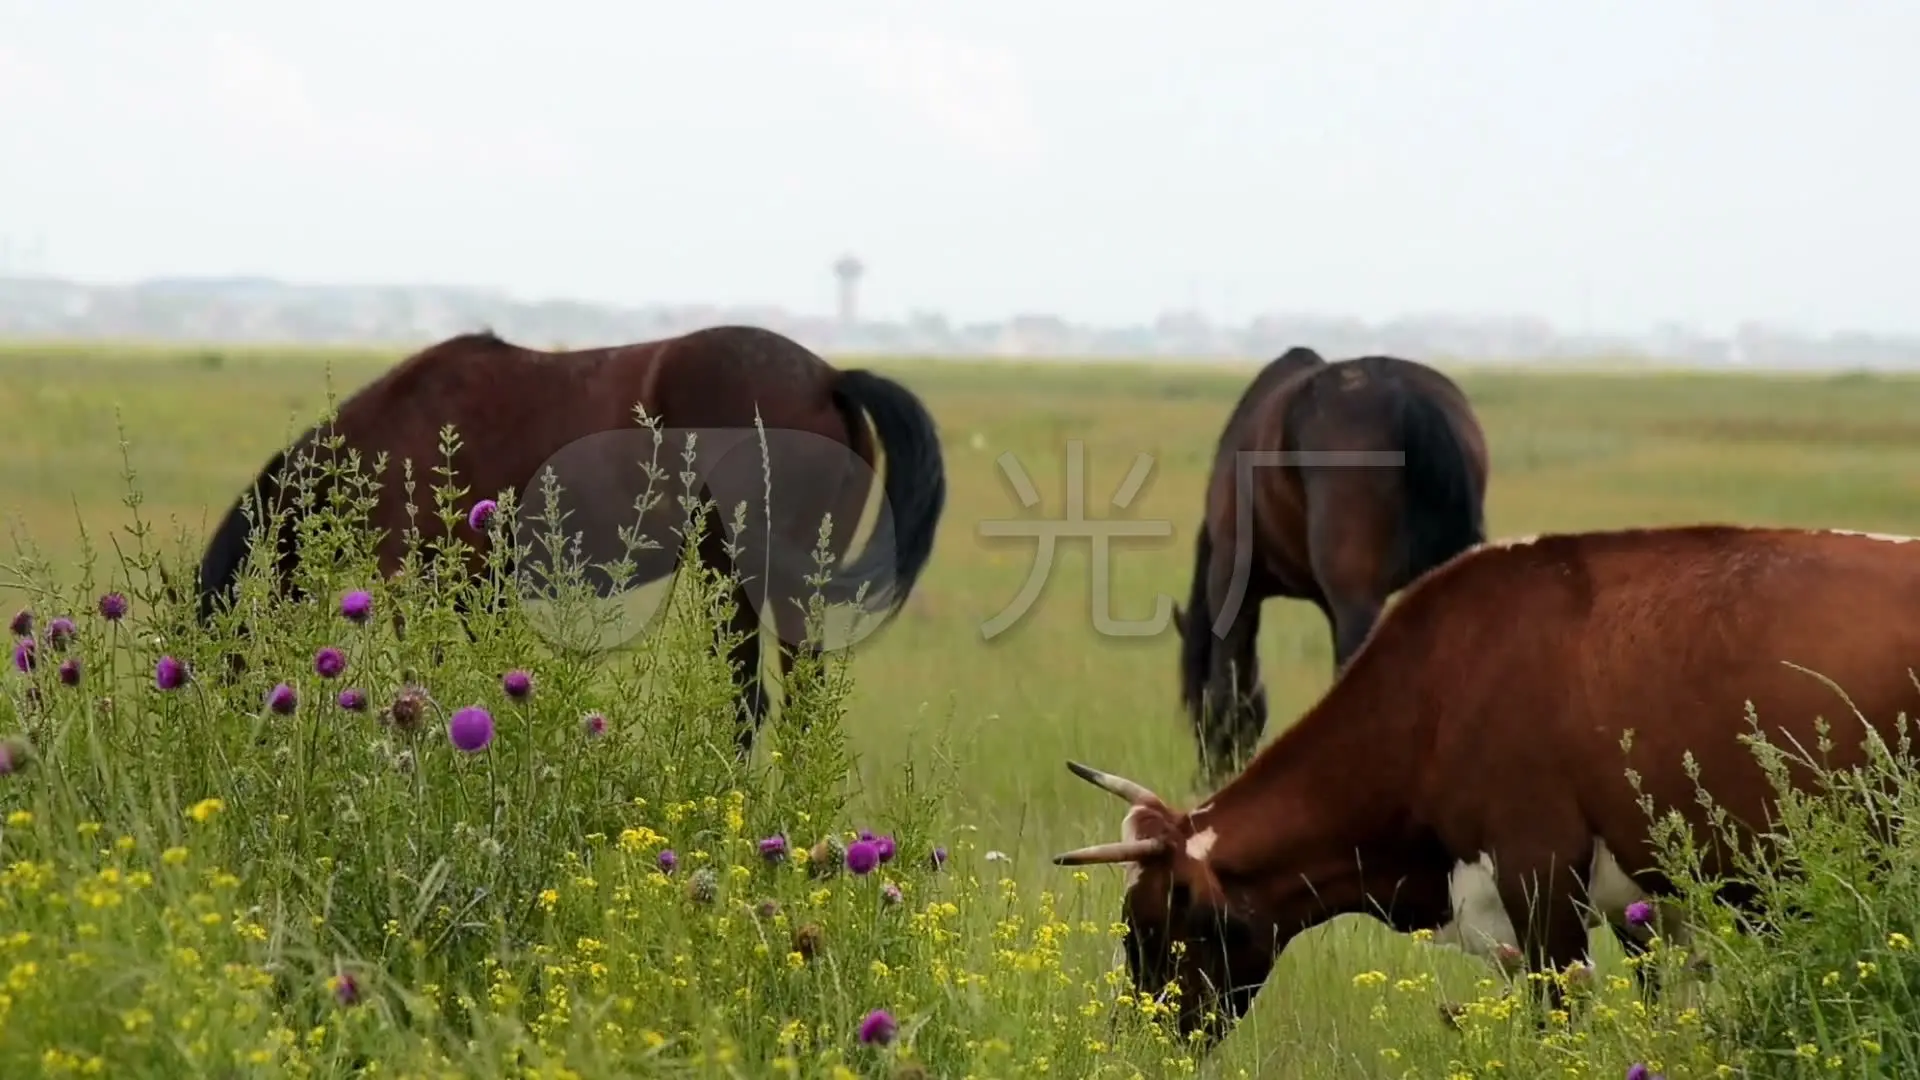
1393,526,1920,875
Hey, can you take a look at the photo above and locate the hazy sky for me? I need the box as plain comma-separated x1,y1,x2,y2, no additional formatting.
2,1,1914,334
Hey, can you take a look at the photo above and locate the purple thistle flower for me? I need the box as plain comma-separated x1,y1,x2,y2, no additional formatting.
331,971,361,1006
881,882,903,906
857,1008,898,1046
501,669,533,700
1625,900,1654,928
313,646,346,679
928,846,948,871
337,687,368,712
875,835,897,864
7,609,30,637
339,590,373,624
846,839,881,876
154,655,187,691
657,849,678,874
57,658,81,687
759,834,789,863
1625,1066,1652,1080
858,828,876,842
97,592,127,622
10,638,34,674
45,617,75,651
448,706,494,752
468,498,498,532
582,711,607,737
266,682,298,715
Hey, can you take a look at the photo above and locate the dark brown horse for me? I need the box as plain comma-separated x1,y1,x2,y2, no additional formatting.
1172,347,1488,787
192,325,947,756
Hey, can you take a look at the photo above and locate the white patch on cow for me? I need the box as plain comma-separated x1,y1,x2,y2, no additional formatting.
1817,529,1919,545
1432,854,1519,960
1587,840,1694,948
1473,534,1539,553
1585,841,1645,916
1431,841,1696,967
1185,827,1218,862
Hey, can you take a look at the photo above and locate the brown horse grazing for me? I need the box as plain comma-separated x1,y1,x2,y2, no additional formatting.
1056,524,1920,1053
1171,347,1488,787
192,325,946,756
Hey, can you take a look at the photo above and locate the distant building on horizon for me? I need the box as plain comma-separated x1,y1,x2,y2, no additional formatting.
833,254,864,326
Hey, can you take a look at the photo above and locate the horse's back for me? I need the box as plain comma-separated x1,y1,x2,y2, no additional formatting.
663,325,830,378
1282,354,1466,422
1365,354,1479,420
332,325,838,441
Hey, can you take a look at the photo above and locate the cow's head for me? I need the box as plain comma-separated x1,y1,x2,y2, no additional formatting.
1053,761,1276,1049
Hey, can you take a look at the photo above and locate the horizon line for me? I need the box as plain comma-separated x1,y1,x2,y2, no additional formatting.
3,270,1914,343
0,333,1913,379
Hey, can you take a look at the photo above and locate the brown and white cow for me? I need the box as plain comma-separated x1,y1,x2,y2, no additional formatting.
1055,524,1920,1048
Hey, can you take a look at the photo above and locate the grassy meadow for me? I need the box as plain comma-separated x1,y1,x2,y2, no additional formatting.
6,339,1920,1078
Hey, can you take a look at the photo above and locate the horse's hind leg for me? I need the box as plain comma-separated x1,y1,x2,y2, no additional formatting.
1300,477,1391,670
1326,596,1381,670
769,600,825,729
723,585,771,761
693,507,773,761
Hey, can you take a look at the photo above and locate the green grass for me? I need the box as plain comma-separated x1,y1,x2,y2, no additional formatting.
4,339,1920,1078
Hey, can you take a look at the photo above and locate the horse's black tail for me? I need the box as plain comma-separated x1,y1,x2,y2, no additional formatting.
195,445,297,625
1394,388,1485,581
1178,522,1214,717
827,369,947,615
